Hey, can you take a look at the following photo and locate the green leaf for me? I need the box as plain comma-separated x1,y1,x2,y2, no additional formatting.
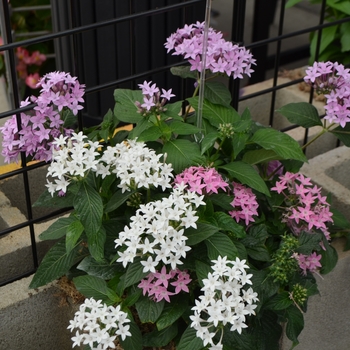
119,320,143,350
77,256,123,280
205,232,238,260
39,216,76,240
204,81,232,107
285,0,303,8
201,132,219,154
296,231,323,255
73,275,120,304
330,123,350,146
326,0,350,15
340,22,350,52
330,207,350,230
246,245,270,261
33,187,75,208
277,102,322,128
74,182,103,237
162,139,204,173
177,325,204,350
232,133,250,158
210,193,235,211
185,222,219,245
220,161,270,196
188,97,240,127
170,65,197,79
265,291,293,311
122,287,142,308
320,242,338,274
243,149,282,165
285,305,304,345
214,212,246,238
29,239,80,289
123,258,148,289
128,118,150,139
195,260,212,287
156,294,188,330
114,89,143,123
105,189,134,213
66,219,84,253
137,125,163,142
250,128,307,162
310,25,338,58
143,323,178,348
169,121,200,135
86,225,106,263
135,295,165,323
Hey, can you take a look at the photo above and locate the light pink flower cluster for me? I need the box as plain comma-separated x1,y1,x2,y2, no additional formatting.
135,80,175,116
229,182,259,226
304,61,350,127
174,166,229,195
292,252,322,275
138,266,191,303
16,47,46,88
165,22,255,79
271,172,333,239
0,71,84,163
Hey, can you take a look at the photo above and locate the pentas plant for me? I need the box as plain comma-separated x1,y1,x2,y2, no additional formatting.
13,22,350,350
0,71,84,163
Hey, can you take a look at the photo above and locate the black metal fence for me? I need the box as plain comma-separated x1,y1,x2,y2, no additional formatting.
0,0,349,287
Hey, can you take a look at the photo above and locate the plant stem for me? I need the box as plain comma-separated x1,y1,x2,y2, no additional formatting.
301,123,335,150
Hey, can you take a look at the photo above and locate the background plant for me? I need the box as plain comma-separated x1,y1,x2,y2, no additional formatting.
286,0,350,64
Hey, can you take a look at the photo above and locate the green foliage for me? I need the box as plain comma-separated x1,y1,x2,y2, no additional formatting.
29,46,349,350
287,0,350,64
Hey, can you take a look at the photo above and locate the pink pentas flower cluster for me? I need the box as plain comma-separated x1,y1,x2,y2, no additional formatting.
292,252,322,276
0,71,84,163
16,47,46,89
138,267,191,303
174,166,229,195
229,182,259,226
271,172,333,240
304,61,350,127
165,22,255,79
135,80,175,116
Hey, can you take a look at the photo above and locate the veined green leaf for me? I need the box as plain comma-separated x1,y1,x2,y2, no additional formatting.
66,219,84,253
195,260,212,288
77,256,123,280
114,89,143,123
277,102,322,128
137,125,163,142
39,216,76,240
73,275,120,304
170,65,197,79
87,225,106,263
156,294,188,331
143,324,178,348
169,121,200,135
74,182,103,237
220,161,270,196
29,239,80,289
188,97,240,127
185,222,219,245
243,149,282,165
205,232,238,260
201,132,219,154
119,320,143,350
204,81,232,107
135,295,165,323
162,139,204,173
250,128,307,162
105,189,134,213
177,325,204,350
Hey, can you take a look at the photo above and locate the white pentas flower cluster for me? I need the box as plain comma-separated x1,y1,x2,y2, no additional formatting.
115,184,205,271
190,257,258,350
99,138,173,193
46,135,173,196
68,297,131,350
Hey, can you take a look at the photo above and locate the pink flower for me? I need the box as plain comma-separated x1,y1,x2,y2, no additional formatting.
25,73,41,89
